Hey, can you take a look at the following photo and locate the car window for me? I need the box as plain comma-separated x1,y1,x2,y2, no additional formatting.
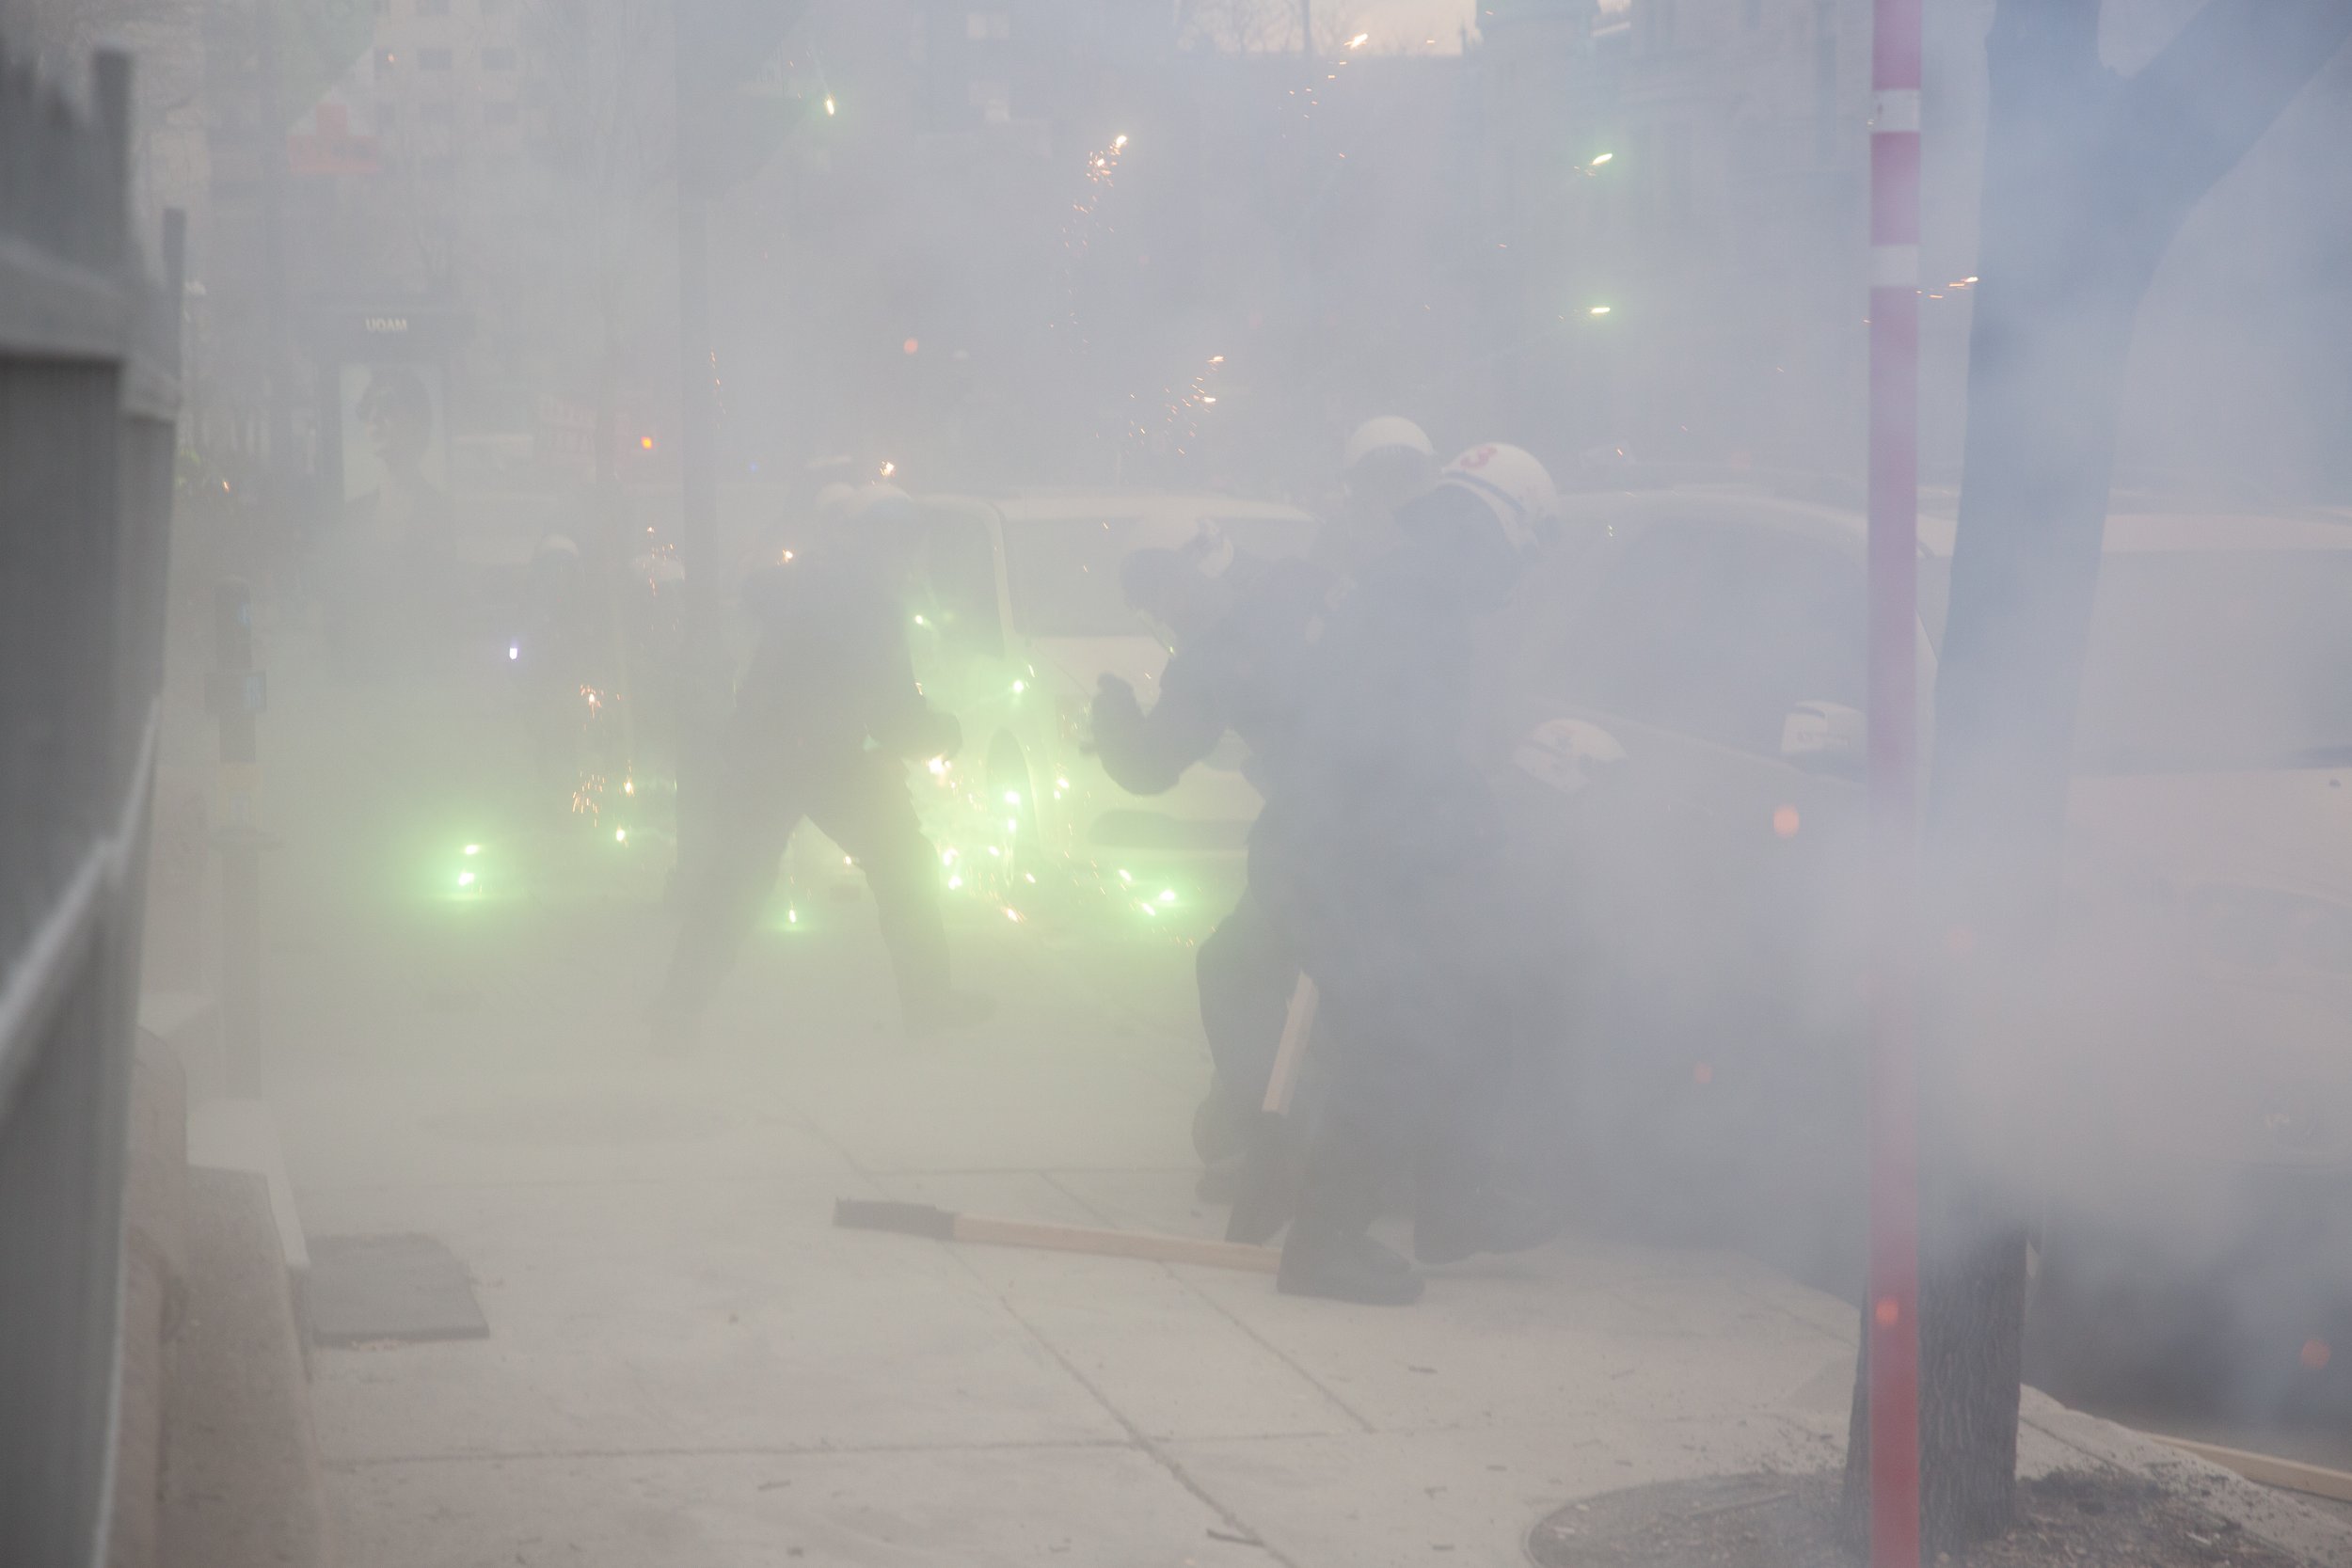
915,506,1004,655
1924,548,2352,772
1546,520,1865,755
1002,517,1149,638
2074,550,2352,773
1000,514,1317,638
1203,516,1318,559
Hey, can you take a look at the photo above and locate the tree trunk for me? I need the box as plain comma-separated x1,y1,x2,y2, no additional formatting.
1848,0,2352,1557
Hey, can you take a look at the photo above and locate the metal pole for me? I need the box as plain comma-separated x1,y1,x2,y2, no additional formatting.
674,0,720,876
1866,2,1923,1564
212,581,265,1091
256,0,296,556
676,195,717,622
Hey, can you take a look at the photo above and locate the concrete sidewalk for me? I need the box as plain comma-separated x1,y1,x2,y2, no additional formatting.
266,897,2352,1568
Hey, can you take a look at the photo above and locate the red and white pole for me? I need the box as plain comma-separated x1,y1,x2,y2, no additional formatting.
1867,3,1923,1565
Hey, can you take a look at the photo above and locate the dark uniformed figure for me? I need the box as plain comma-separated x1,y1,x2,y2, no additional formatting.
1313,416,1437,580
1253,443,1565,1306
652,484,989,1045
1090,527,1333,1159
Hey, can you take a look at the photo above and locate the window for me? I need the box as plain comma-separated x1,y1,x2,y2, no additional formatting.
1812,0,1837,164
967,77,1011,124
966,9,1011,40
1640,0,1678,51
1001,519,1150,638
914,506,1003,655
483,45,516,70
419,46,453,69
1660,121,1694,218
1548,520,1864,755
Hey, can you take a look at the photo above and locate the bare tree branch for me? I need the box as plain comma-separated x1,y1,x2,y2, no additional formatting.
2114,0,2352,239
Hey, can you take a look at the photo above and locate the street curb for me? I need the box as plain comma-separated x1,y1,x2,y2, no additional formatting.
2021,1387,2352,1565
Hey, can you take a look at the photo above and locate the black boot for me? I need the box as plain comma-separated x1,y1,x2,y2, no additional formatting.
1412,1183,1564,1267
1192,1081,1248,1165
1278,1226,1424,1306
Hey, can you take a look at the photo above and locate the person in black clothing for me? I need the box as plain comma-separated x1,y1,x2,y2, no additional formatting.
1090,527,1334,1171
1253,443,1565,1306
652,484,990,1047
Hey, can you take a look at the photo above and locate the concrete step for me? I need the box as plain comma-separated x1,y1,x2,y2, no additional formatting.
185,1097,309,1277
161,1169,331,1568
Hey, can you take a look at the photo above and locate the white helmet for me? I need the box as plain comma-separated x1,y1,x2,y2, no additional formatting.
1434,443,1559,553
1343,416,1433,473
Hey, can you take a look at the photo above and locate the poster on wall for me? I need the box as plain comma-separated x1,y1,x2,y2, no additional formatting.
338,361,453,549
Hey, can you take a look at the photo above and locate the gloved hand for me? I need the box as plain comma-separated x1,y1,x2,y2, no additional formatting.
1093,673,1142,723
1087,673,1141,757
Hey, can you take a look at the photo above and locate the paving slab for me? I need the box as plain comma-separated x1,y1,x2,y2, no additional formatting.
304,1173,1125,1465
1168,1229,1851,1438
1165,1416,1826,1568
328,1446,1271,1568
870,1171,1371,1443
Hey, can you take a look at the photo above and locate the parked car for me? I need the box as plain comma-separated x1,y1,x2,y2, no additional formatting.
1499,485,2352,1409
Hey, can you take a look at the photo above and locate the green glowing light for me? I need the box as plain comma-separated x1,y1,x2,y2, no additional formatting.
614,828,628,844
1117,869,1132,884
913,614,929,627
1004,818,1018,834
1157,889,1176,905
463,843,482,856
1002,790,1021,805
1139,902,1157,917
456,871,476,889
947,874,963,890
787,908,799,925
1011,680,1026,695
